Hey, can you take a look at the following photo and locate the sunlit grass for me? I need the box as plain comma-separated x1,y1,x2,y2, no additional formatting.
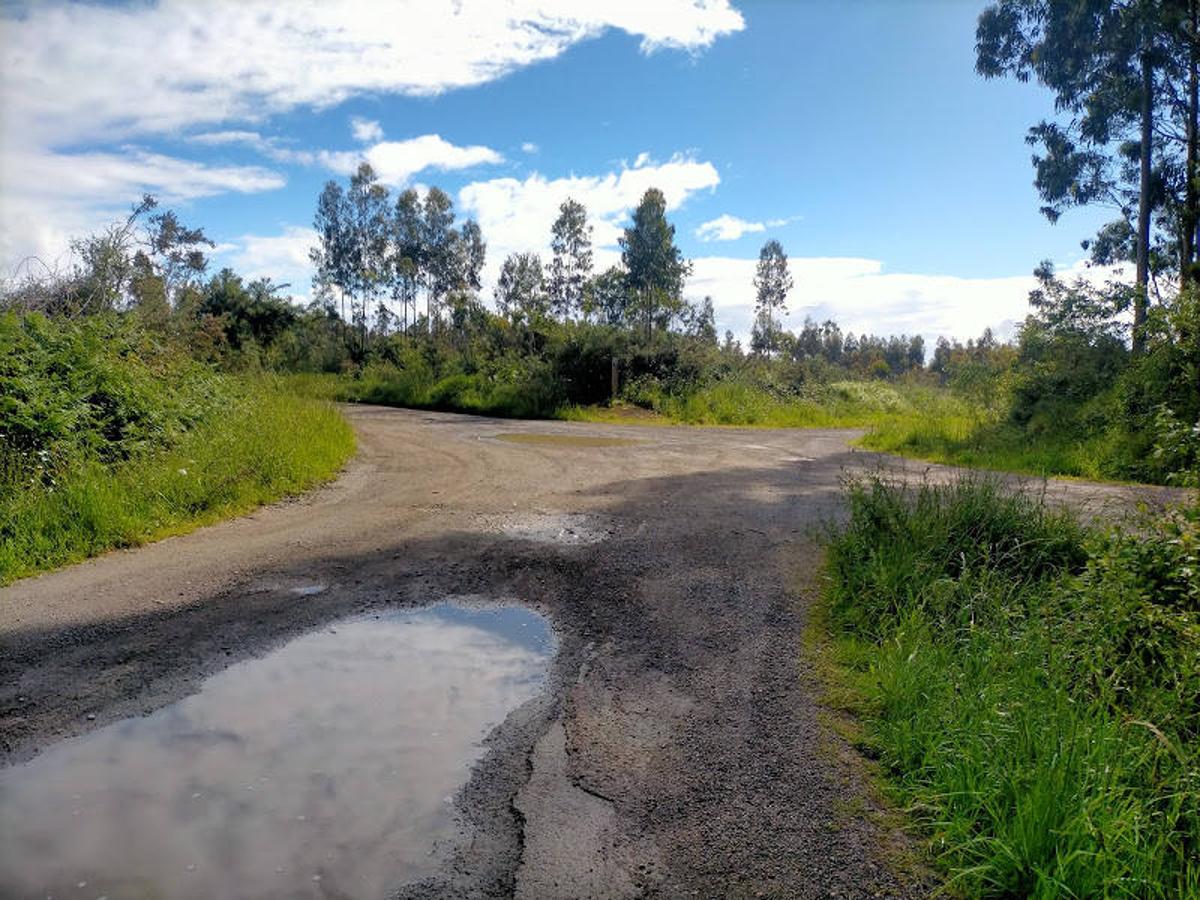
817,478,1200,897
0,379,354,584
290,367,1148,483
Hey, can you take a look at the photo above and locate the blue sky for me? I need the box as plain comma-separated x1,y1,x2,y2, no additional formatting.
0,1,1114,343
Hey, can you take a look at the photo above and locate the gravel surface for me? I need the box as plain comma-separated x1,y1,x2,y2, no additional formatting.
0,406,1173,898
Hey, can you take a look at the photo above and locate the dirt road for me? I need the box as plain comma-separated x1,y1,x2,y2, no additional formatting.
0,407,1167,898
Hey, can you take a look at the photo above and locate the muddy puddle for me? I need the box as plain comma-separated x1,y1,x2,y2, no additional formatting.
0,603,555,900
493,433,641,448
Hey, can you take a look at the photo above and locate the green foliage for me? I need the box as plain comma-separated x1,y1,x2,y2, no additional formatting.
0,314,354,583
0,312,226,468
822,478,1200,897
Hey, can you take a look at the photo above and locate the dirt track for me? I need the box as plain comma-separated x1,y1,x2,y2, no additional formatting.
0,406,1170,898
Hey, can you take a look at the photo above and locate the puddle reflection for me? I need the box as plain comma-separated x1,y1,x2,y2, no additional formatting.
0,603,554,899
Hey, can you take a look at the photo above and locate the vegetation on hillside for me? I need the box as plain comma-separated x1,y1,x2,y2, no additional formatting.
820,477,1200,897
0,312,353,585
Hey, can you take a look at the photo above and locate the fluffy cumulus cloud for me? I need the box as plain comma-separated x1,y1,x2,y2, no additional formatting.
459,153,721,287
0,148,284,271
1,0,745,148
221,226,320,293
320,135,505,187
0,0,743,269
696,214,767,242
687,256,1126,348
350,118,385,144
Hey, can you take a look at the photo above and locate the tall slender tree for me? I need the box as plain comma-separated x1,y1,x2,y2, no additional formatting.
975,0,1200,353
311,180,351,343
495,251,549,328
620,188,690,341
752,239,793,355
548,198,593,321
346,163,390,352
392,188,425,332
422,187,456,332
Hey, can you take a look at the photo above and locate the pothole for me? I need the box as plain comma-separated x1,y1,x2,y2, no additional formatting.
0,603,555,900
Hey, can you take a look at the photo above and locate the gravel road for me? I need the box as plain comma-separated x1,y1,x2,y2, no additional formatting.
0,406,1170,898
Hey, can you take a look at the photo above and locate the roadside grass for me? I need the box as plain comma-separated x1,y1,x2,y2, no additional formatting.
860,414,1118,481
816,476,1200,897
1,380,352,584
292,366,1150,483
0,380,353,584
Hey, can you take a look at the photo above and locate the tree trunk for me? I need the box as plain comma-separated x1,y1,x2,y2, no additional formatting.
1184,0,1200,291
1134,48,1153,355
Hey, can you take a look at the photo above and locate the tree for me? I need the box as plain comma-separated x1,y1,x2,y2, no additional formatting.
589,266,631,326
144,207,213,303
422,187,457,332
687,296,718,344
456,219,486,295
620,188,691,340
311,180,352,340
976,0,1200,354
753,239,793,355
346,163,390,352
391,188,425,332
548,198,593,321
200,268,297,350
495,252,548,328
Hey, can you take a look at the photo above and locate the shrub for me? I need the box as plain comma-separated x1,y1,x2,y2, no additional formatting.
822,478,1200,896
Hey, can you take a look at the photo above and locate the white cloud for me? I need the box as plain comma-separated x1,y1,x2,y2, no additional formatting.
218,226,320,299
695,213,800,242
521,142,540,155
687,255,1127,347
1,0,744,149
320,135,504,186
1,0,741,269
186,131,316,165
459,153,721,290
351,118,385,144
1,148,284,272
696,214,766,242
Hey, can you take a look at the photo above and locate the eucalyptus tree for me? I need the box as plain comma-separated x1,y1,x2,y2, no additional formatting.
688,295,718,344
392,188,425,331
311,179,351,340
495,251,548,328
422,187,457,331
620,188,691,341
457,219,486,295
752,239,793,355
548,198,593,321
346,163,391,351
976,0,1200,352
589,266,631,326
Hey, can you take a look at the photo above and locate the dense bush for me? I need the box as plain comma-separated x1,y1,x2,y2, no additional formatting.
0,314,354,582
823,478,1200,896
0,312,228,475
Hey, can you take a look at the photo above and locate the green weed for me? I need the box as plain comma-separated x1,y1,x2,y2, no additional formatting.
820,478,1200,897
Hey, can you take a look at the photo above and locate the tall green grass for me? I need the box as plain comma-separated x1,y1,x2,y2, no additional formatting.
1,314,354,583
820,478,1200,897
860,415,1125,481
0,381,353,583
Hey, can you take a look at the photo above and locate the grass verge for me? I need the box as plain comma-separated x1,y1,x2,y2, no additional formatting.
291,367,1152,483
0,379,354,584
816,477,1199,897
